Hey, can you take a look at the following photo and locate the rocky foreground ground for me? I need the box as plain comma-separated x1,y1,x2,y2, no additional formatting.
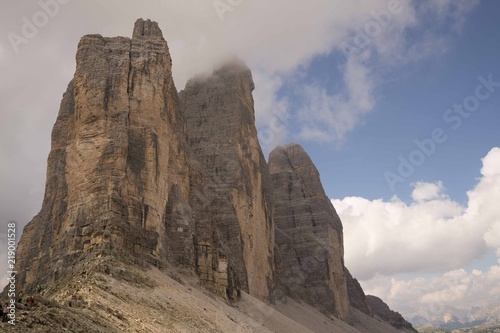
1,257,417,333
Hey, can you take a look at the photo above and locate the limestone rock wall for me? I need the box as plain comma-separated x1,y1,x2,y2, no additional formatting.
269,144,350,319
14,19,196,292
180,60,275,300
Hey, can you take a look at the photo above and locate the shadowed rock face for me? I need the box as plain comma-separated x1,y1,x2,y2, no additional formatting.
269,144,350,319
345,268,372,316
366,296,419,332
180,59,275,300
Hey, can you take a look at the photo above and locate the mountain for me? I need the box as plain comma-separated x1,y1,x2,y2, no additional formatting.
1,18,416,332
270,144,350,319
180,59,274,300
366,296,418,330
412,303,500,332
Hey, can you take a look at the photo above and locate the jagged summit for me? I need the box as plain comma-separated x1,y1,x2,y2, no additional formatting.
12,16,187,295
213,57,252,75
132,18,164,38
269,144,321,178
2,19,417,333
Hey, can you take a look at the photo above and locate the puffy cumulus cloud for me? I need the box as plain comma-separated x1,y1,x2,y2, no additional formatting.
334,147,500,316
332,147,500,280
481,148,500,254
411,181,445,202
481,147,500,176
361,266,500,316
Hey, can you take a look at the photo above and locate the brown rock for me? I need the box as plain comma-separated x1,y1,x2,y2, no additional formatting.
14,18,196,293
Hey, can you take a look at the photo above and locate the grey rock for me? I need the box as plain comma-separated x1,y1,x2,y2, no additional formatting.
269,143,350,319
345,268,372,316
366,295,418,332
132,18,164,38
181,58,275,300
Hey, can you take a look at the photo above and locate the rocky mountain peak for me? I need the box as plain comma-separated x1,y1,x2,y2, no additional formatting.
181,56,274,300
366,296,418,332
11,17,188,295
132,18,164,38
269,143,319,179
183,57,256,119
269,143,349,318
3,19,418,333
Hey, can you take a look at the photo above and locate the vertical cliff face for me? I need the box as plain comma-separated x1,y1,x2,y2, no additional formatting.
269,144,350,319
180,60,275,300
14,81,74,290
14,19,196,292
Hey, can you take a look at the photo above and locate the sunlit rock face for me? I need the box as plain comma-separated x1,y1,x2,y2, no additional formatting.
15,18,195,292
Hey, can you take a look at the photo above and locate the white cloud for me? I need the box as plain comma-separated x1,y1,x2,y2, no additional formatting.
332,147,500,324
297,52,375,142
333,147,500,280
362,266,500,317
292,0,477,144
481,147,500,176
253,71,290,155
411,181,445,202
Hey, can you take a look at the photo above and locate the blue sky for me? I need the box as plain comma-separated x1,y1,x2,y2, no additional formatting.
290,1,500,204
252,0,500,315
1,0,499,320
